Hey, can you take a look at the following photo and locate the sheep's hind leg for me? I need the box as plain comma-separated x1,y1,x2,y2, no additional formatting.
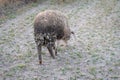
47,46,55,59
37,45,42,64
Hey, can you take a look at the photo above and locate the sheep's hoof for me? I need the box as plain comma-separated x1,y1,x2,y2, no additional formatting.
39,60,42,64
52,56,55,59
53,57,55,59
55,54,57,56
55,52,57,56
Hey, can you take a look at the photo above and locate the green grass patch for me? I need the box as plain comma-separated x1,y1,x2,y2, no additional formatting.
111,76,120,80
89,67,97,77
17,63,26,69
60,67,73,75
69,75,77,80
8,14,16,19
31,2,38,7
75,52,82,58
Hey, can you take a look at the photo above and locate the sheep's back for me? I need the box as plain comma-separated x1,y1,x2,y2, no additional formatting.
34,10,68,40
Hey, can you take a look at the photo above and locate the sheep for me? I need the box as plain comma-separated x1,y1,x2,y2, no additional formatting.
34,10,73,64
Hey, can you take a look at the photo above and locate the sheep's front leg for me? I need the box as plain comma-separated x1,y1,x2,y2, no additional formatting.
47,45,55,59
53,45,57,56
37,45,42,64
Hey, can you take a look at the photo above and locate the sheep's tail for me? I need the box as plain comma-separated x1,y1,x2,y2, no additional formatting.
71,31,77,41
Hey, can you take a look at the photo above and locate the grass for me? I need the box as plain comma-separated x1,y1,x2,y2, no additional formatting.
60,68,66,75
31,2,38,7
16,63,26,69
1,0,120,79
8,14,16,19
57,47,64,52
0,17,6,24
75,52,82,58
76,68,81,76
4,63,26,77
0,1,40,24
25,13,36,25
54,77,57,80
59,67,73,75
69,76,77,80
88,67,97,77
9,28,15,37
18,48,34,63
111,76,120,80
5,71,14,77
0,40,5,45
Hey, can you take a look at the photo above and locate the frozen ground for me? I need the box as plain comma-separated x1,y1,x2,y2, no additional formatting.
0,0,120,80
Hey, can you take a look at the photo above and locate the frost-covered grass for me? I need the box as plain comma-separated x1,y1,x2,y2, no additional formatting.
0,0,120,80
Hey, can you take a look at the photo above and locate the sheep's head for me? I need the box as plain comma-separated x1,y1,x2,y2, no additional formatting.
58,31,74,47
